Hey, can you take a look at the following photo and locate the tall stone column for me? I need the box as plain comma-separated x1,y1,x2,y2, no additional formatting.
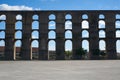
21,13,32,60
56,13,65,60
105,13,117,59
72,13,82,59
39,13,48,60
5,13,15,60
89,13,99,59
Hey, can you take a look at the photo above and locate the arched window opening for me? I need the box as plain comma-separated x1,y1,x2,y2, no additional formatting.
15,40,22,59
16,14,22,20
0,21,6,30
116,30,120,38
31,40,39,60
115,21,120,28
48,40,56,60
82,20,89,29
0,40,5,58
99,14,105,19
116,14,120,19
32,21,39,29
0,31,5,39
82,30,89,38
99,30,106,38
65,40,72,51
32,31,39,39
48,31,56,39
48,21,56,29
65,21,72,29
0,15,6,20
99,20,105,28
32,15,39,20
15,31,22,39
82,14,88,19
15,21,22,30
65,30,72,39
116,40,120,55
99,40,106,51
49,14,56,20
65,14,72,19
82,40,89,52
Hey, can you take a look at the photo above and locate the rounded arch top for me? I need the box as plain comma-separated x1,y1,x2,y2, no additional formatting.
0,14,6,20
16,14,22,20
65,14,72,19
49,14,56,20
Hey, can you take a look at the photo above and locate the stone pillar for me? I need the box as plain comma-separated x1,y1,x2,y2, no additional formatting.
72,13,82,59
5,13,15,60
56,13,65,60
21,13,32,60
89,13,99,59
39,13,48,60
105,13,117,59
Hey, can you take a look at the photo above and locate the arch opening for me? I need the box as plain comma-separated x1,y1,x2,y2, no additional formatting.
0,21,6,30
82,14,88,19
32,15,39,20
99,30,106,38
99,20,105,28
32,21,39,29
65,30,72,39
0,40,5,59
65,14,72,19
15,31,22,39
32,31,39,39
16,14,22,20
65,21,72,29
48,31,56,39
49,14,56,20
0,31,5,39
15,21,22,30
82,20,89,29
0,15,6,20
31,40,39,60
48,40,56,60
48,21,56,29
15,40,22,59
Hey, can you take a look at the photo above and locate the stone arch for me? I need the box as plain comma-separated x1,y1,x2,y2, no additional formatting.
32,31,39,39
48,40,56,60
116,14,120,19
116,30,120,38
99,40,106,50
0,21,6,30
32,21,39,29
48,21,56,29
48,31,56,39
99,30,106,38
31,40,39,60
82,14,88,19
0,40,5,59
32,14,39,20
82,20,89,29
99,20,105,28
65,30,72,39
82,30,89,38
0,31,5,39
15,40,22,59
115,21,120,28
116,40,120,52
0,14,6,20
65,21,72,29
65,40,72,51
65,14,72,19
16,14,22,20
82,40,89,52
15,31,22,39
15,21,22,30
49,14,56,20
99,14,105,19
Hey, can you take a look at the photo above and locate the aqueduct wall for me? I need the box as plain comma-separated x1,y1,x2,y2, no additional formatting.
0,10,120,60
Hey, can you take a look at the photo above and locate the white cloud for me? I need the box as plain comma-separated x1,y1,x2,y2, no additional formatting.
0,4,40,10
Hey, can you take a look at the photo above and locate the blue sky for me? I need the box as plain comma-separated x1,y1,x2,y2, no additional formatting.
0,0,120,10
0,0,120,52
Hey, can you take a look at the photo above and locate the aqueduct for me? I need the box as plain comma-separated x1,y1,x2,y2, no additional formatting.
0,10,120,60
